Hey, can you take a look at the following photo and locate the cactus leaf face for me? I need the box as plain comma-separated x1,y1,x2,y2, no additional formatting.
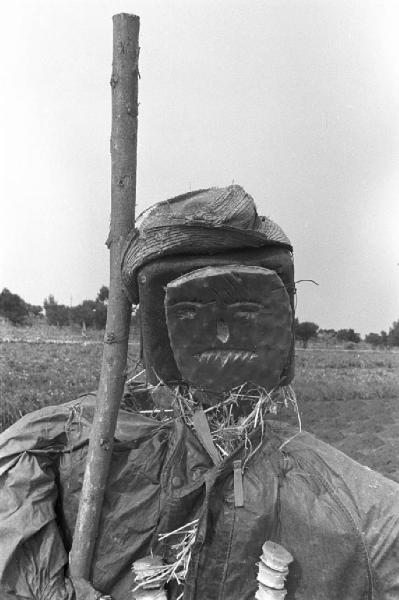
165,265,292,392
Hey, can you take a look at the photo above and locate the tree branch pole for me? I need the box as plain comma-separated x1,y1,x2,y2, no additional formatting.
70,13,140,579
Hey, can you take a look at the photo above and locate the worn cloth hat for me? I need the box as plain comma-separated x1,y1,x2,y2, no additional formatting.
121,185,292,303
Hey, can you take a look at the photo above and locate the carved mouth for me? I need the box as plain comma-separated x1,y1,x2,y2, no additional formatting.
194,349,258,367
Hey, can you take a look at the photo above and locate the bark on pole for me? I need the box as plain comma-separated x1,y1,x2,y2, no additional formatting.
69,13,140,579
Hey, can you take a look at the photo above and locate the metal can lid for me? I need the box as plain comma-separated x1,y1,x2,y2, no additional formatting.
261,541,293,571
133,555,164,572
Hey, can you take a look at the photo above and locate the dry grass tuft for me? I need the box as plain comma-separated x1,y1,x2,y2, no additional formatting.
169,383,300,462
132,520,199,600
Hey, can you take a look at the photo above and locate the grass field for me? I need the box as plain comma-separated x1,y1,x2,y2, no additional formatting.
0,321,140,431
1,322,399,481
285,348,399,481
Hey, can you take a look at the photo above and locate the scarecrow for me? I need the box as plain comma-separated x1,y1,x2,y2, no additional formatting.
1,186,399,600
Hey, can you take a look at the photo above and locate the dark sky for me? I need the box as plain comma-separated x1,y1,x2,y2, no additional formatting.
1,0,398,335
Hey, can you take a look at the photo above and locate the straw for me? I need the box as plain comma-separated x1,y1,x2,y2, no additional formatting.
132,520,199,595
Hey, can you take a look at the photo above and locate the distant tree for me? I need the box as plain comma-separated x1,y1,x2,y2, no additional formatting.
71,299,107,329
70,300,96,328
44,296,69,326
336,328,361,344
94,302,107,329
94,286,108,329
295,321,319,348
26,303,43,317
0,288,29,325
365,332,383,347
44,294,56,306
388,320,399,347
319,328,337,337
380,330,388,346
97,285,109,303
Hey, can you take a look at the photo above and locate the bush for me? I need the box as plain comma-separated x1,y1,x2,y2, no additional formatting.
365,332,387,348
388,320,399,347
0,288,29,325
70,300,107,329
336,328,361,344
43,295,69,326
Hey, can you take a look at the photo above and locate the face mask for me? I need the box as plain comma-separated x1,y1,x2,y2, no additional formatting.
165,265,292,393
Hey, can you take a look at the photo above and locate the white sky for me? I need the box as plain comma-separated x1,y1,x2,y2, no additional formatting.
1,0,399,336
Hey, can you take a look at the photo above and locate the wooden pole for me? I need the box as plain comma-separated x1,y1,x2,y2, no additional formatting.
69,13,140,579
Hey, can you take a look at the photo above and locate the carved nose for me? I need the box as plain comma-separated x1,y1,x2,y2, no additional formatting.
216,319,230,343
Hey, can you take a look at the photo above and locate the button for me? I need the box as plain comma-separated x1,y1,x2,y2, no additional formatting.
172,476,182,487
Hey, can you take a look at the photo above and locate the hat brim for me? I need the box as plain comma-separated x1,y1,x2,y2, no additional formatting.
121,222,292,304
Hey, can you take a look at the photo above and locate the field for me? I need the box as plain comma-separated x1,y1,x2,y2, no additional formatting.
1,322,399,482
284,348,399,482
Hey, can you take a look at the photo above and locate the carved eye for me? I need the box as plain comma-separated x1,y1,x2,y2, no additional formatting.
232,302,262,318
177,309,197,320
173,303,199,320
